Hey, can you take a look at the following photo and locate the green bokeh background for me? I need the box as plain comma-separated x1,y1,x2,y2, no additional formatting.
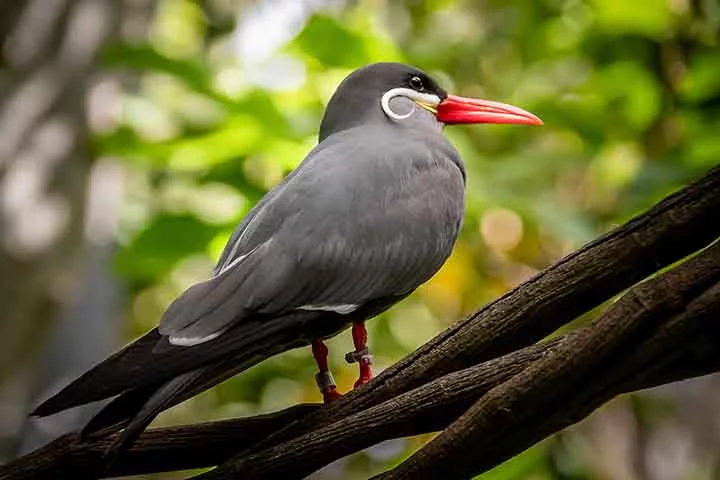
96,0,719,478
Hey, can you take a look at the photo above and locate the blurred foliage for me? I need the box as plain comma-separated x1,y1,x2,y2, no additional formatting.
93,0,720,478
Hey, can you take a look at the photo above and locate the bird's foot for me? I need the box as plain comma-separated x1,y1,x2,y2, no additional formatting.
346,348,373,388
315,370,342,404
321,385,343,403
354,363,373,388
347,321,373,389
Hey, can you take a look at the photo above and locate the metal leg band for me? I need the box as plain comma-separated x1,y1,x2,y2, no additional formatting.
315,370,336,391
345,347,373,365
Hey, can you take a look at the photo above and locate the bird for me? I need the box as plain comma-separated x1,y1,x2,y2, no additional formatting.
30,62,542,461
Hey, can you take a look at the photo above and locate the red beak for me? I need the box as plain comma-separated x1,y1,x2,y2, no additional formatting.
437,94,543,126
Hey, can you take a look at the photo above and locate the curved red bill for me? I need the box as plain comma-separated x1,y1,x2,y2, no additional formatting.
437,94,543,126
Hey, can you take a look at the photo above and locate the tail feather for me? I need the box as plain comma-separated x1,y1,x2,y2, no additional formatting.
102,371,203,468
31,329,163,417
93,336,308,468
33,307,361,467
81,385,156,435
31,312,320,418
83,347,271,437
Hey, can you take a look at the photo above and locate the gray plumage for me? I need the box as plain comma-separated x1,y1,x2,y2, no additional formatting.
161,123,465,344
31,63,467,459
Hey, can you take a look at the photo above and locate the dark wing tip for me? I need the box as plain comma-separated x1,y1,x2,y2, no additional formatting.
29,328,164,418
29,401,55,418
29,386,99,418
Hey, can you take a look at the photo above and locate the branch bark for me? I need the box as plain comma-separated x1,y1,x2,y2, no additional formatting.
231,164,720,456
377,245,720,479
0,405,319,479
1,166,719,479
197,240,720,479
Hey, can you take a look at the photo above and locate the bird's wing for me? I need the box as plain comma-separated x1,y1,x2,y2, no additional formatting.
158,128,466,347
32,310,327,417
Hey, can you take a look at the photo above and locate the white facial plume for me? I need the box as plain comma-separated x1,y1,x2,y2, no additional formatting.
380,87,441,121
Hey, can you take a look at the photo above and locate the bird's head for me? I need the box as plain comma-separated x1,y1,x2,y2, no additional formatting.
319,62,542,141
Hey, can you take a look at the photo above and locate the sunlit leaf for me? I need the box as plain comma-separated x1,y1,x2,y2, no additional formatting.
292,15,369,68
592,0,673,37
679,49,720,103
116,214,221,282
595,62,662,132
104,43,215,95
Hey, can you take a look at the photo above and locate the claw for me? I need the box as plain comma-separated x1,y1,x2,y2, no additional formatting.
321,386,343,403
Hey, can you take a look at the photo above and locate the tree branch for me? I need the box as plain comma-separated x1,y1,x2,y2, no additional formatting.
228,165,720,457
196,241,720,479
377,246,720,479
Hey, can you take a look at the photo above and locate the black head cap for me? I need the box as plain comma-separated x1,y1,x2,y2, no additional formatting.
319,63,447,141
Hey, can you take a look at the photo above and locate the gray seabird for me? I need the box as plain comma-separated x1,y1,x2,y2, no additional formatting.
32,62,542,458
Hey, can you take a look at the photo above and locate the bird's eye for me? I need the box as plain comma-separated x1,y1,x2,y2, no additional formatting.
409,76,425,91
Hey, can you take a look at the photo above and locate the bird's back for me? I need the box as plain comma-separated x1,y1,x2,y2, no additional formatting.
219,125,467,314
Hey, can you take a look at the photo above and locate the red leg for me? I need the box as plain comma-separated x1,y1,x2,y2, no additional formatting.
346,321,373,388
311,340,342,403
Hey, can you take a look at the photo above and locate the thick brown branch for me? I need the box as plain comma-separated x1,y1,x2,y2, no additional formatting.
3,247,719,479
382,283,720,479
379,244,720,479
227,166,720,460
196,242,720,479
175,165,719,479
8,270,717,480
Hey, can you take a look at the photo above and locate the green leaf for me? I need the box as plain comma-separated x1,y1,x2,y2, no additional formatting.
96,116,265,171
102,43,230,104
116,214,221,282
166,116,264,171
200,157,267,203
596,62,662,132
230,90,292,136
680,49,720,103
592,0,673,37
293,15,368,67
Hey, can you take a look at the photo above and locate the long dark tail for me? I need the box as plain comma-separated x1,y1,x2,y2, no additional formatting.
31,329,164,417
80,314,358,469
82,346,274,437
31,308,358,470
98,370,205,468
86,328,316,466
31,312,326,419
33,297,393,422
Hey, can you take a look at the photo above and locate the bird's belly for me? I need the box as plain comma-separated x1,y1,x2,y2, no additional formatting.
327,176,464,297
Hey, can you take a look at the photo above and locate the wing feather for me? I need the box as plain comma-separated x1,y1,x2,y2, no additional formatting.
157,127,465,346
